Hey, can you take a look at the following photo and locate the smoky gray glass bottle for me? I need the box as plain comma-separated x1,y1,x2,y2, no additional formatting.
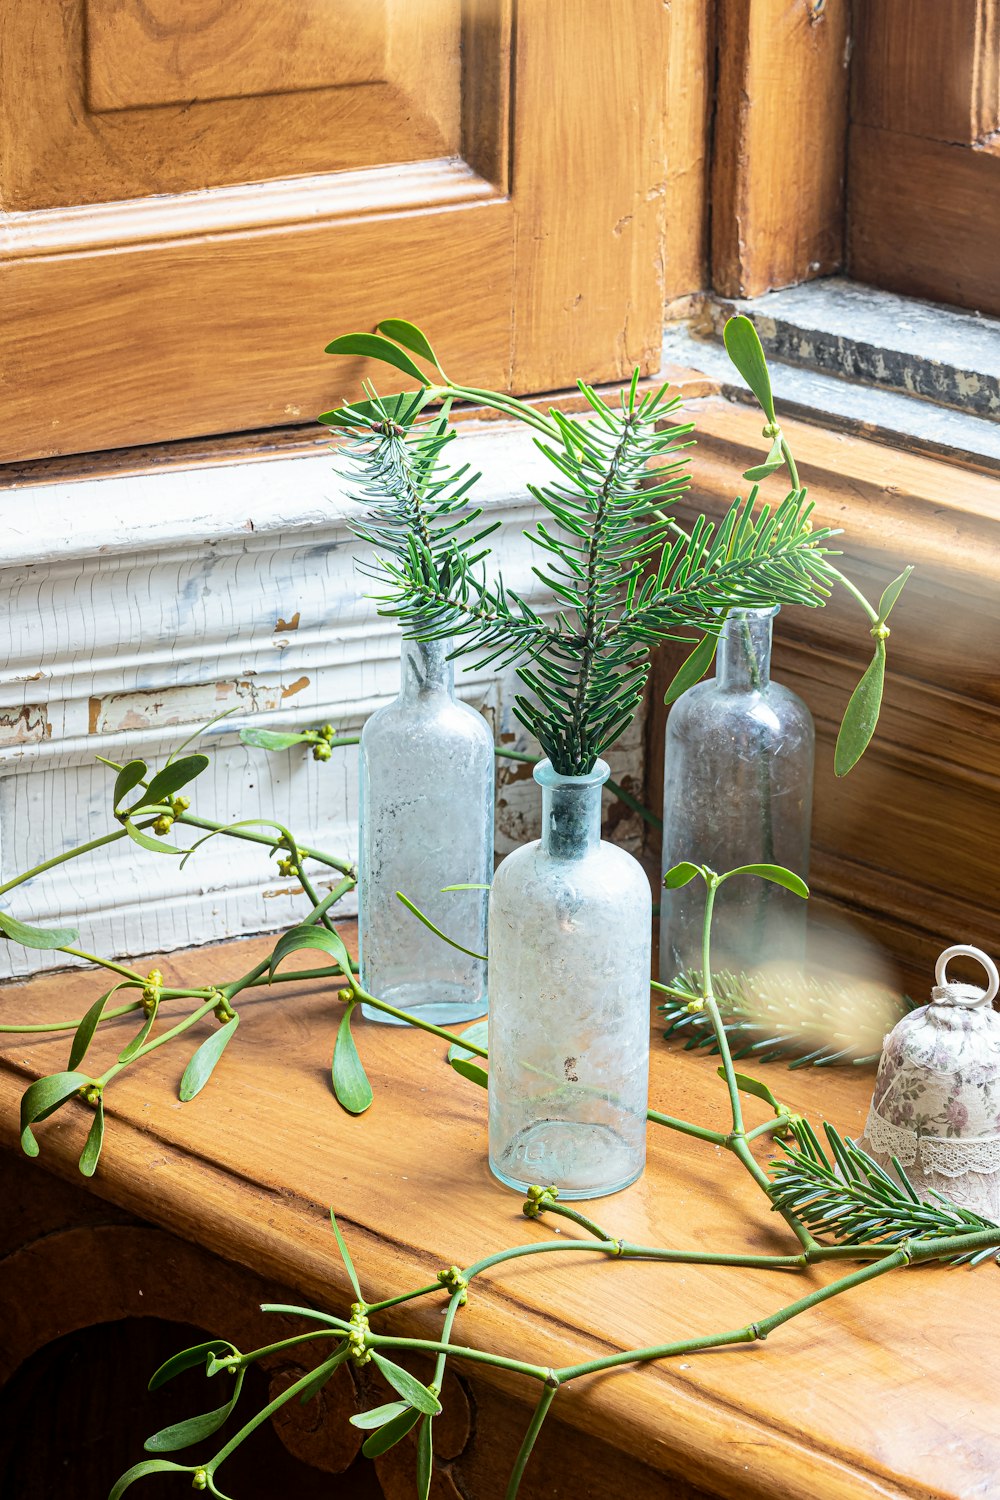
358,636,493,1025
660,607,814,981
488,759,651,1200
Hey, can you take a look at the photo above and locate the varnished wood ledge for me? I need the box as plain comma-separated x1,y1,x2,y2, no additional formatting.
1,927,998,1500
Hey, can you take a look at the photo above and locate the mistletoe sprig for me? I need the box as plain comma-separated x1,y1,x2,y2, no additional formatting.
4,718,672,1176
4,730,503,1175
113,861,1000,1500
324,316,912,775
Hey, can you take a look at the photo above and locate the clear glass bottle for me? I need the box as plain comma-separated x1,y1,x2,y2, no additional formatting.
660,607,814,981
488,759,651,1199
358,635,493,1025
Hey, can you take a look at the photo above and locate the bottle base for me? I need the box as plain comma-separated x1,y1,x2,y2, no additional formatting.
360,980,487,1028
489,1119,645,1200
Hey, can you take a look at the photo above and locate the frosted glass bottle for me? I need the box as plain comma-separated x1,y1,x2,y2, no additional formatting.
488,760,652,1199
358,636,493,1025
660,606,814,980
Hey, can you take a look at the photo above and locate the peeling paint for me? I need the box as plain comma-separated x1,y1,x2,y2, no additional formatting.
0,705,49,746
498,758,535,786
93,678,311,733
276,612,300,632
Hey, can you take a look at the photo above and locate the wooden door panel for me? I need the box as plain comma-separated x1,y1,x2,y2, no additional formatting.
4,0,463,208
847,0,1000,311
1,0,671,461
851,0,999,145
849,127,1000,316
85,0,390,113
6,174,515,456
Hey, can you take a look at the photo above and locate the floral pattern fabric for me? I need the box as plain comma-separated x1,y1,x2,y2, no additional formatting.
859,989,1000,1221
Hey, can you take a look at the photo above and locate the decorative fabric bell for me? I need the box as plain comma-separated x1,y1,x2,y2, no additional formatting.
859,944,1000,1220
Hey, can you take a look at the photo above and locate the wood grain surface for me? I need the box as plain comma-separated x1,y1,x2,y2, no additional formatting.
848,127,1000,318
1,1150,696,1499
846,0,1000,313
711,0,850,297
1,927,998,1500
662,0,713,297
851,0,999,145
1,0,671,460
646,399,1000,997
85,0,390,113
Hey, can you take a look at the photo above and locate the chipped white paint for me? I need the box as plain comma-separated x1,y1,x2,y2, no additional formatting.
0,422,646,977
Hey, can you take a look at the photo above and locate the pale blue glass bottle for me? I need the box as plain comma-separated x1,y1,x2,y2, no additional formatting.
488,759,652,1199
660,606,814,980
359,636,493,1025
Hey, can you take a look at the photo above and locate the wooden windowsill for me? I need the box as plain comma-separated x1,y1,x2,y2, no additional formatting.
1,927,996,1500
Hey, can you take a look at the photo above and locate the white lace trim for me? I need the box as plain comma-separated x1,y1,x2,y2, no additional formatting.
862,1107,1000,1178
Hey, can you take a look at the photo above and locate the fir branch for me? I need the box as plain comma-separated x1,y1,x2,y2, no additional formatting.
659,969,916,1069
336,366,880,775
336,391,497,576
769,1120,1000,1264
619,488,839,644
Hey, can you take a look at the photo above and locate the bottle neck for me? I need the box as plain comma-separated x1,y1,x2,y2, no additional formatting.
536,759,609,859
715,608,777,691
398,636,455,702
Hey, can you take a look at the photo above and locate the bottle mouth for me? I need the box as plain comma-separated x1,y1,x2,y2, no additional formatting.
727,605,780,622
533,758,610,790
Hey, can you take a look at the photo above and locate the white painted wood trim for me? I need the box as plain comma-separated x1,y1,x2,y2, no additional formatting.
0,421,647,977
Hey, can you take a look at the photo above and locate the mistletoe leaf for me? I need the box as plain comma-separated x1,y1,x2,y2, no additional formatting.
417,1416,433,1500
449,1057,489,1089
447,1019,488,1063
361,1405,423,1458
324,333,431,385
269,924,353,982
239,728,314,750
349,1400,410,1430
117,1001,158,1064
877,565,913,625
179,1016,240,1102
663,631,719,705
723,315,776,423
370,1352,441,1415
113,759,148,812
109,1460,191,1498
743,434,785,482
149,1341,239,1391
78,1097,105,1177
144,754,209,808
834,638,886,777
332,1006,373,1115
329,1209,364,1302
144,1371,244,1453
319,390,430,429
69,983,129,1069
0,910,79,950
726,1070,785,1114
124,818,183,856
376,319,445,374
20,1070,91,1156
723,863,809,898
